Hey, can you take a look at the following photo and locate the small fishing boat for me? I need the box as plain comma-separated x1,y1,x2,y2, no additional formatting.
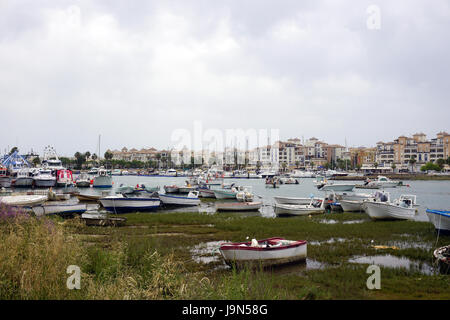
56,169,74,187
164,185,179,193
215,201,262,212
219,237,307,268
77,194,101,202
198,187,216,198
426,209,450,235
134,184,159,193
364,176,399,188
273,199,326,216
213,188,238,199
274,196,322,205
315,179,355,192
75,173,91,188
81,213,127,227
0,194,48,206
279,177,299,184
433,245,450,274
33,169,56,188
178,184,197,194
93,167,112,188
362,193,416,220
99,194,160,213
32,203,87,217
159,191,200,206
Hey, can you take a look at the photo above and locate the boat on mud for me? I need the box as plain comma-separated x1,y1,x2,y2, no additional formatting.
426,209,450,235
215,201,262,212
159,191,200,206
219,237,307,268
273,198,326,216
99,194,160,213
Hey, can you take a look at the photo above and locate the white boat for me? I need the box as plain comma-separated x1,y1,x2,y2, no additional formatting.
273,198,326,216
99,194,160,213
259,169,278,178
33,169,56,188
81,213,127,227
339,199,366,212
273,196,322,205
159,191,200,206
316,180,355,192
93,167,112,188
365,176,399,188
426,209,450,235
116,184,135,194
178,185,197,194
198,187,216,198
291,170,315,178
362,193,417,220
0,194,48,206
32,203,87,216
219,237,307,268
166,169,178,176
111,169,122,176
88,167,99,175
75,173,91,188
215,201,262,212
12,168,34,187
279,177,299,184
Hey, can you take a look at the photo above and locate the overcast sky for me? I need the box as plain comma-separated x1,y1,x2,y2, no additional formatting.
1,0,449,156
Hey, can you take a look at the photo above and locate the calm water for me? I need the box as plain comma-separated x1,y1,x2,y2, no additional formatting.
61,175,450,220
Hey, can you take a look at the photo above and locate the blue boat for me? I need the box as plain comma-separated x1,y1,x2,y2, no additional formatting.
426,209,450,235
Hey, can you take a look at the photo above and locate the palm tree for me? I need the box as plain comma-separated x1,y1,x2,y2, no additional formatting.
409,158,416,173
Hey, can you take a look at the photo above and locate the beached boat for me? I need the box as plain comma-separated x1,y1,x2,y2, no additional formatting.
215,201,262,212
178,185,197,194
274,198,326,216
219,237,307,268
99,194,160,213
273,199,326,216
81,213,127,227
75,172,91,188
426,209,450,235
159,191,200,206
273,196,322,205
33,169,56,188
236,186,254,202
198,187,216,198
362,193,416,220
56,169,74,187
93,167,112,188
339,199,366,212
32,203,87,217
133,184,159,194
213,188,238,199
164,185,179,193
12,168,34,187
433,245,450,274
0,194,48,206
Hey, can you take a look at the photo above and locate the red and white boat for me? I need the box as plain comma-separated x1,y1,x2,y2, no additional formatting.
56,169,74,187
219,237,307,267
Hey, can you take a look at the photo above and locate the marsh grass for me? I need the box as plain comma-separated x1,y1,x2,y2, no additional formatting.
1,205,449,300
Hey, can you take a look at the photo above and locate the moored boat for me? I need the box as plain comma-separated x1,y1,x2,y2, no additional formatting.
77,194,101,202
56,169,74,187
273,196,322,205
213,188,238,199
32,203,87,217
164,185,179,193
0,194,48,207
99,194,160,213
273,199,326,217
81,213,127,227
219,237,307,268
159,191,200,206
75,173,91,188
426,209,450,235
12,168,34,187
362,193,416,220
93,167,112,188
365,176,399,188
215,201,262,212
0,165,11,188
33,169,56,188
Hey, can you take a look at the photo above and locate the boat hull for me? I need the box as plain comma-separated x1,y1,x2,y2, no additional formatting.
363,201,416,220
100,197,160,213
340,200,364,212
159,194,200,206
0,177,11,188
213,189,237,199
426,210,450,235
0,195,48,206
13,177,34,187
76,181,91,188
32,203,87,216
220,238,307,268
319,184,355,192
199,188,216,198
93,176,112,188
273,196,319,205
34,178,56,188
215,201,262,212
273,203,324,216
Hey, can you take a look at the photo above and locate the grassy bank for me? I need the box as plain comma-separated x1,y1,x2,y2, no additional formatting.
1,205,449,300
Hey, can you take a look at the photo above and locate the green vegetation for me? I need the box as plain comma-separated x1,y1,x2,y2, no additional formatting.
1,206,449,300
420,162,442,172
